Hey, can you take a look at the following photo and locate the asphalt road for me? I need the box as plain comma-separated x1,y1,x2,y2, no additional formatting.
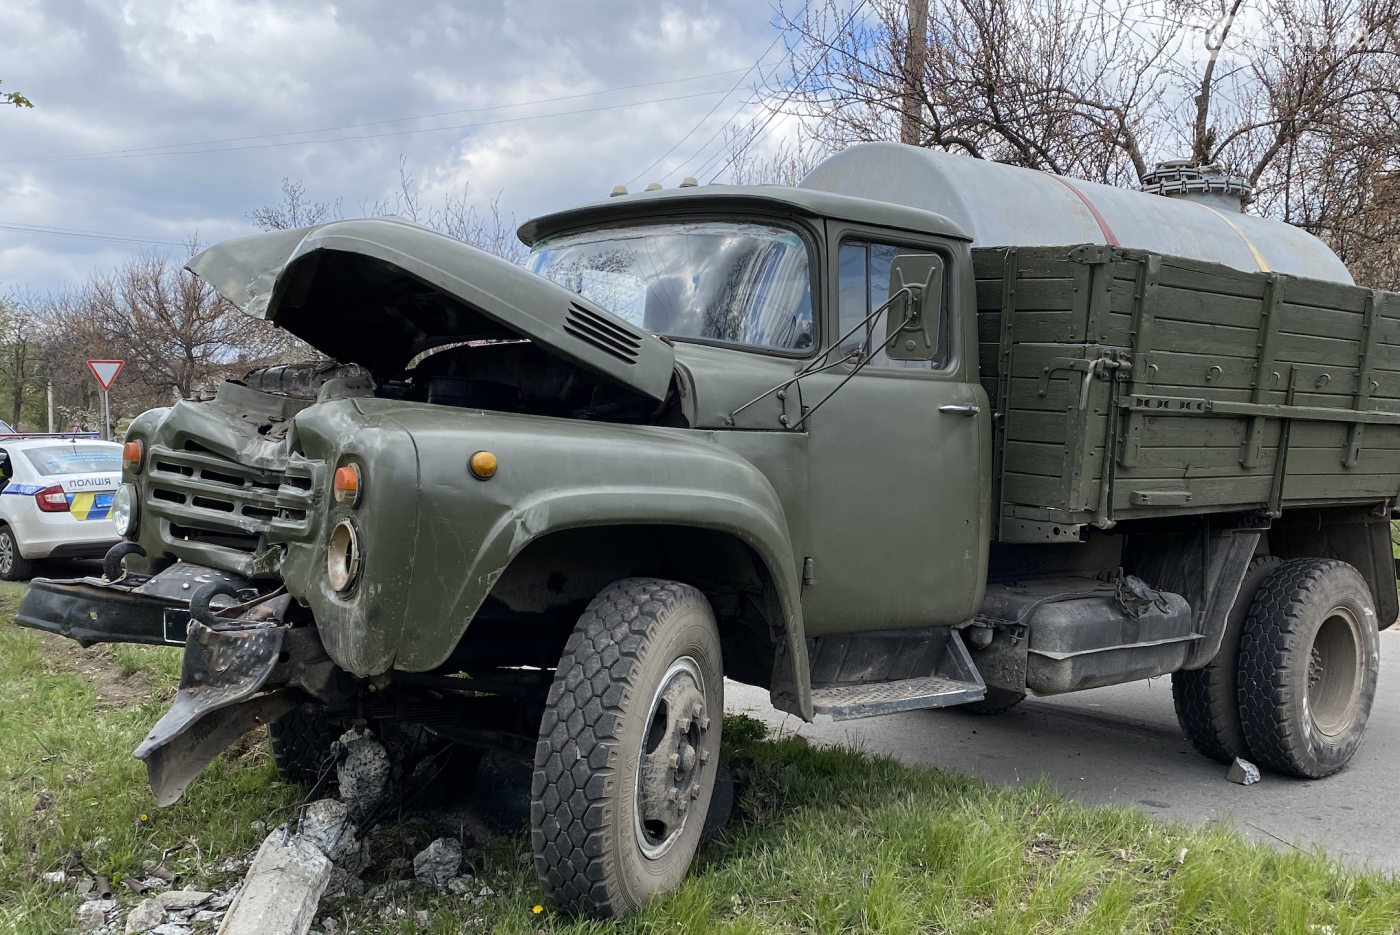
724,627,1400,875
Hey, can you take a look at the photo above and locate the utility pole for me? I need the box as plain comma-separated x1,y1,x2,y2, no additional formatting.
900,0,930,145
46,380,53,434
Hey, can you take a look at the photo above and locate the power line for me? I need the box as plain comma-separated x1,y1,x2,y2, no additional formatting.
1,69,758,166
626,29,794,187
0,88,739,164
0,221,189,247
707,0,875,184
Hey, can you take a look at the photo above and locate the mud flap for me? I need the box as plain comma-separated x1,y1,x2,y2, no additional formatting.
134,619,290,806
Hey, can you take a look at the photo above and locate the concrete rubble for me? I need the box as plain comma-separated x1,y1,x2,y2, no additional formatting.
92,729,520,935
335,728,390,819
412,838,462,886
1226,757,1261,785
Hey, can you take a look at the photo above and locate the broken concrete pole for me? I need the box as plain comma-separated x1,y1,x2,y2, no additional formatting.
215,831,330,935
297,799,370,873
1226,757,1261,785
125,897,166,933
336,729,389,818
412,838,462,886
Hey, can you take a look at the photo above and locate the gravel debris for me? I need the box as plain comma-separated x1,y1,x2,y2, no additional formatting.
412,838,462,886
123,897,165,934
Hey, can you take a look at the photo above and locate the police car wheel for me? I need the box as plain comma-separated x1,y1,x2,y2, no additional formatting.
0,525,33,581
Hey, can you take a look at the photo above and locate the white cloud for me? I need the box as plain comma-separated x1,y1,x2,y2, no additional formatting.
0,0,788,293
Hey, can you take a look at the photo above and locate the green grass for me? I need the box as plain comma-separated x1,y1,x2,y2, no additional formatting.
3,586,1400,934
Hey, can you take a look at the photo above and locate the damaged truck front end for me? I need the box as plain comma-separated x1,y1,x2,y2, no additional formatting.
16,216,804,824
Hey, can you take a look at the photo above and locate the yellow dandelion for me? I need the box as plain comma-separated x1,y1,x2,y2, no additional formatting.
532,905,544,914
140,814,148,821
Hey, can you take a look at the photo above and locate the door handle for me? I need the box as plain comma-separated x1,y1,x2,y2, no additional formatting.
939,404,981,416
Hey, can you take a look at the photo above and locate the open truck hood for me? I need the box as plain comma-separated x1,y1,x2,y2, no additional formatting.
186,218,675,400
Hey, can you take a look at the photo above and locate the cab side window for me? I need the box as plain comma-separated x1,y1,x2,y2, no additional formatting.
837,241,950,370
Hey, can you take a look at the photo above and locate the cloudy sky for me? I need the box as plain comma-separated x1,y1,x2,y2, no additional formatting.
0,0,807,294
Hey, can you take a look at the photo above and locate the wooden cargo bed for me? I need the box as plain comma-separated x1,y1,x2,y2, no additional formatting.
974,244,1400,543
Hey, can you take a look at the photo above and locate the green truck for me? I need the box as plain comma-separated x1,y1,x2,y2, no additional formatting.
18,145,1400,917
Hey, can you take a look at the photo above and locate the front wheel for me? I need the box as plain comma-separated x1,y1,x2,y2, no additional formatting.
531,578,723,918
1238,558,1380,778
0,525,33,581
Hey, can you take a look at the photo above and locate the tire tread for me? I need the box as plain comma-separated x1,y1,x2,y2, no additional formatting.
1238,557,1373,778
530,577,703,918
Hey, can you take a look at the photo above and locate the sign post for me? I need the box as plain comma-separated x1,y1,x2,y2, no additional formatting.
86,360,124,440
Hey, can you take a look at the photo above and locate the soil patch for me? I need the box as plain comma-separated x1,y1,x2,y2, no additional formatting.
38,630,158,707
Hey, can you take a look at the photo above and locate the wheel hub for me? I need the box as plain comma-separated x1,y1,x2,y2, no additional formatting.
635,657,709,860
1306,612,1363,738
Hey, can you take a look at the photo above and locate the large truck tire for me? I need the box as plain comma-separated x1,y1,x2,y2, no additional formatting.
531,578,722,918
1172,555,1282,762
268,702,335,784
1238,558,1380,778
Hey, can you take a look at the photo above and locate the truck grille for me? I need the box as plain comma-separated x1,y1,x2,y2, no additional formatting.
146,444,320,562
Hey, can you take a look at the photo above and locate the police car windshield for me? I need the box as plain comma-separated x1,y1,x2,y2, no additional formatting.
527,220,815,353
24,445,121,476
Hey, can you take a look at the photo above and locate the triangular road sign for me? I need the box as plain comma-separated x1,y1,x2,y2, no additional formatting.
87,360,124,391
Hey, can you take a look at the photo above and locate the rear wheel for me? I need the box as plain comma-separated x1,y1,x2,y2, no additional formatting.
531,578,722,918
1238,558,1379,778
0,525,33,581
1172,555,1282,763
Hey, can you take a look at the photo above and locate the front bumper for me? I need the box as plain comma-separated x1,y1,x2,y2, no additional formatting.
17,562,256,647
19,560,352,806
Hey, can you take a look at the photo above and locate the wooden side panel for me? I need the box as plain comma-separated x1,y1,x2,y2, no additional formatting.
972,244,1400,534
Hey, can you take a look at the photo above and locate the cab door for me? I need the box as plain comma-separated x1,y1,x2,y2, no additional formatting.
799,225,990,635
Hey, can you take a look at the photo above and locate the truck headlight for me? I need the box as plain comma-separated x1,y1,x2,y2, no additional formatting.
112,484,138,538
327,519,361,593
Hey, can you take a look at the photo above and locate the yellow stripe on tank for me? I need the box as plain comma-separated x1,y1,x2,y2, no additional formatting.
1196,202,1271,273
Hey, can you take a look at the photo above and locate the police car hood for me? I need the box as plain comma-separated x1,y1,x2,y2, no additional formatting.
186,218,676,400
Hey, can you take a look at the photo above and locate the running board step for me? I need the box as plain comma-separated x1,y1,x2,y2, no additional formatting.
811,674,985,721
808,628,986,721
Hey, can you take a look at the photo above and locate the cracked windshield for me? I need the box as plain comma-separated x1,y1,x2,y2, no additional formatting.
526,220,814,352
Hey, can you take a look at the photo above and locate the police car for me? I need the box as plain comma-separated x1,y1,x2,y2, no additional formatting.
0,434,122,580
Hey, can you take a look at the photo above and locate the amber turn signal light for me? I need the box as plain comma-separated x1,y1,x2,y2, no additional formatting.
333,464,362,506
122,440,144,473
469,451,497,479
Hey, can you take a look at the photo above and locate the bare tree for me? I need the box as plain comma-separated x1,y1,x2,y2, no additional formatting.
726,124,828,186
773,0,1400,284
40,242,314,421
0,296,45,429
248,177,340,231
363,159,529,263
